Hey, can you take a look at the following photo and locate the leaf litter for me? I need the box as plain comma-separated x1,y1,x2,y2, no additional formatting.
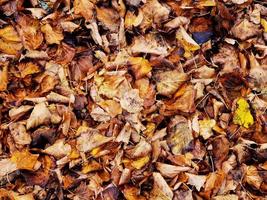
0,0,266,199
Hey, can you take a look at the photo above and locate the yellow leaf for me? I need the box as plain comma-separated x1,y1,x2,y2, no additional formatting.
0,63,8,91
74,0,94,21
0,26,21,42
131,156,150,169
19,62,40,78
11,149,39,170
41,24,63,45
197,0,216,7
0,26,22,55
233,98,254,128
82,160,102,173
129,57,152,79
176,27,200,53
98,99,122,117
261,18,267,33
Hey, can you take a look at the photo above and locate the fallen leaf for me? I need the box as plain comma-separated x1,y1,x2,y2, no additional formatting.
150,172,173,200
74,0,94,21
129,57,152,79
199,119,216,140
155,70,188,96
231,19,260,41
0,25,22,55
186,173,207,191
156,162,191,178
26,102,51,129
0,62,8,91
76,130,113,153
11,149,39,171
233,98,254,128
9,122,31,145
96,7,120,32
43,139,71,159
167,115,193,155
41,23,64,45
16,14,43,50
120,89,144,113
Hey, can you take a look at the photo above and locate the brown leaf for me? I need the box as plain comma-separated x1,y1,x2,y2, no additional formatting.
74,0,94,21
9,122,31,145
41,23,64,45
120,89,144,113
150,172,173,200
10,149,39,171
0,62,8,91
16,14,43,50
26,102,51,130
96,7,120,32
0,25,22,55
76,130,114,153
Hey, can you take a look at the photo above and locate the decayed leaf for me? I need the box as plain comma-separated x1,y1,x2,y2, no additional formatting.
9,105,33,120
243,165,262,190
212,44,240,74
0,25,22,55
41,23,64,45
177,27,200,53
120,89,144,113
43,139,71,159
10,149,39,171
9,122,31,145
155,70,188,96
126,139,152,158
76,130,114,153
90,106,111,122
96,7,120,32
186,173,207,191
0,62,8,91
18,62,40,78
156,162,191,178
199,119,216,140
233,98,254,128
0,158,17,177
164,84,196,113
131,34,168,55
74,0,94,21
16,15,43,50
150,172,173,200
26,102,51,130
98,100,122,118
129,57,152,79
167,115,193,155
140,0,170,30
231,19,260,41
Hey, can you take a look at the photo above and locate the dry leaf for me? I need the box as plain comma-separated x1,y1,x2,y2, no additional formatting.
150,172,173,200
156,70,187,97
96,7,120,32
9,122,31,145
129,57,152,79
76,130,113,153
43,139,71,159
120,89,144,113
41,23,64,45
74,0,94,21
0,25,22,55
231,19,260,41
11,149,39,170
0,62,8,91
26,102,51,130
